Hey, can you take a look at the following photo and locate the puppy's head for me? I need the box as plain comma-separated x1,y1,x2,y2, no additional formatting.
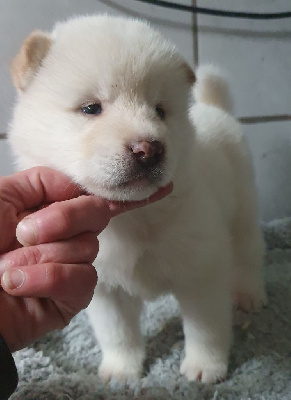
10,15,195,201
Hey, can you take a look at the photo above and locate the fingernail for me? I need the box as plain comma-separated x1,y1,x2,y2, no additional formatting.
2,269,25,290
16,218,37,245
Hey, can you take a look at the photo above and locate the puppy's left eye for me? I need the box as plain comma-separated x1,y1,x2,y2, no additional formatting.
82,103,102,115
155,105,166,120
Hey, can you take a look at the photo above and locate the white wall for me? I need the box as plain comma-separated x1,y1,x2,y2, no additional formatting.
0,0,290,221
196,0,291,221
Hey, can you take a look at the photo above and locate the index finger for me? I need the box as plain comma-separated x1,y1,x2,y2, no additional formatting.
16,183,173,246
0,167,83,213
16,195,111,246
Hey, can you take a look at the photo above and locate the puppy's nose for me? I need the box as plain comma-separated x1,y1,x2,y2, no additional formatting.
130,140,164,167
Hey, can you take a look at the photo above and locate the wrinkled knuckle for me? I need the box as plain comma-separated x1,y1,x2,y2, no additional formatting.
22,246,43,266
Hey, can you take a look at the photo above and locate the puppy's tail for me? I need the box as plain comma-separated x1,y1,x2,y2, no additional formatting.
193,65,233,114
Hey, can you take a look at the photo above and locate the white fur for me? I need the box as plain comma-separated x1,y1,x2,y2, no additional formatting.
193,65,233,114
9,15,266,384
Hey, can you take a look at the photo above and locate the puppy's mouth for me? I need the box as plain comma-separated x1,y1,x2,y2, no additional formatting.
118,168,164,189
83,168,169,201
120,177,152,188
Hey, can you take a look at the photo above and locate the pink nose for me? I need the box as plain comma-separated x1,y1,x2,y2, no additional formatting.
130,140,164,167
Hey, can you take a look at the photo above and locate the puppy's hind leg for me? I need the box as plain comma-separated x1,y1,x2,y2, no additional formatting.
231,185,267,312
87,283,144,383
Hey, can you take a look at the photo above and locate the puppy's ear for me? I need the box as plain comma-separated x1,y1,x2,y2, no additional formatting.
183,63,196,85
11,30,52,92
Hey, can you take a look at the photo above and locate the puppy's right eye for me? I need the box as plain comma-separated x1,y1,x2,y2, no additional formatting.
81,103,102,115
155,104,166,120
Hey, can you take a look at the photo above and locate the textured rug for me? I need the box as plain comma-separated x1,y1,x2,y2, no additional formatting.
11,219,291,400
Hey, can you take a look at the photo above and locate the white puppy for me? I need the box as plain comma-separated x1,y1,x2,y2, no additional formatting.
9,15,266,384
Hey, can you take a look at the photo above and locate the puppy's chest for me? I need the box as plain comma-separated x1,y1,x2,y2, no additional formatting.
98,213,197,297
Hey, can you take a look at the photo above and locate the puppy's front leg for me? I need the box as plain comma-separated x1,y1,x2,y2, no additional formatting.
176,278,232,384
86,283,144,383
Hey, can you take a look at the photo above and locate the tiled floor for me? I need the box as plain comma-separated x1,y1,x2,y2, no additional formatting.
0,0,290,220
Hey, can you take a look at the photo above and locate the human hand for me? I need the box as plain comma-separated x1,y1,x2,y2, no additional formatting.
0,167,172,351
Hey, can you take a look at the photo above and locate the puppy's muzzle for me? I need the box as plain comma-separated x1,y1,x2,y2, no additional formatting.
129,140,165,169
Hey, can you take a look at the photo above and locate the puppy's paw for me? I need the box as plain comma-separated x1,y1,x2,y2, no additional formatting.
99,350,143,384
99,365,139,384
180,356,227,383
234,285,267,312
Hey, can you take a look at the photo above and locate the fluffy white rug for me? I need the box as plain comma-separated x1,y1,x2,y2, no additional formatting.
11,219,291,400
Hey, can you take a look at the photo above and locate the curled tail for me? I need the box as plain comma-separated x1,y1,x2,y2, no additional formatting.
193,65,233,114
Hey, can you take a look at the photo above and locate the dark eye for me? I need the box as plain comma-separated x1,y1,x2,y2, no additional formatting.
82,103,102,115
155,105,165,120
